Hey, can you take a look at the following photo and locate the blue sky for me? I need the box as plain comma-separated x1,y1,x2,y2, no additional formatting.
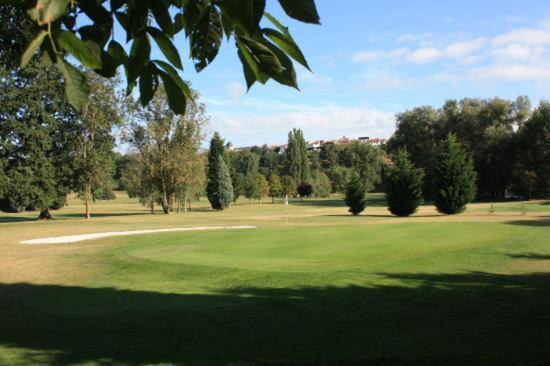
148,0,550,147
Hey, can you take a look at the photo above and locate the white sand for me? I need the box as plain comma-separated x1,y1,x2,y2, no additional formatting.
20,226,257,245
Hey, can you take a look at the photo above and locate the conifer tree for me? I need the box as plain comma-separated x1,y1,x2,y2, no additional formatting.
344,172,367,215
385,149,424,217
433,134,477,214
208,155,234,210
207,132,233,208
286,128,310,184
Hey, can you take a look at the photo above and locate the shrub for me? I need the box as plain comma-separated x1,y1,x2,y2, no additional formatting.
297,182,313,198
385,149,424,217
344,172,367,215
433,134,477,214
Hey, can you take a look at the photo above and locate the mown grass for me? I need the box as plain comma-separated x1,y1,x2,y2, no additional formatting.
0,193,549,365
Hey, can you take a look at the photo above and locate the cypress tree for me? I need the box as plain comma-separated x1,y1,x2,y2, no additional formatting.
208,155,234,210
433,134,477,214
286,128,310,184
207,132,233,208
344,172,367,215
385,149,424,217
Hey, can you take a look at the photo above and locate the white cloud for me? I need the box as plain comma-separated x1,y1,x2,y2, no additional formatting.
396,34,416,43
490,44,544,61
444,37,486,58
224,81,246,100
406,47,442,63
493,28,550,46
469,64,550,82
213,105,396,146
351,48,409,63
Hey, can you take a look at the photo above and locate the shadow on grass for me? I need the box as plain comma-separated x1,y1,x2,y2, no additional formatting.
1,270,550,365
0,216,38,223
504,219,550,227
292,196,387,209
506,253,550,260
57,212,151,219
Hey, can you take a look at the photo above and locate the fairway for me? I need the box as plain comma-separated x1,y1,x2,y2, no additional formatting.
1,194,549,365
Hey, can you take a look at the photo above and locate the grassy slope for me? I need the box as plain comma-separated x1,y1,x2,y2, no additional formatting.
0,193,549,365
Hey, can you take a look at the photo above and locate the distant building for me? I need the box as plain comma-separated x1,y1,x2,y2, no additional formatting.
231,135,387,153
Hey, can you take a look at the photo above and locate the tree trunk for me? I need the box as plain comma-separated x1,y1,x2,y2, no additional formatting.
272,196,275,204
160,180,170,214
183,192,188,213
38,208,53,220
85,183,91,219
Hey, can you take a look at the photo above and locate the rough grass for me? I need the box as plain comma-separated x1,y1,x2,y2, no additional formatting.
0,193,549,365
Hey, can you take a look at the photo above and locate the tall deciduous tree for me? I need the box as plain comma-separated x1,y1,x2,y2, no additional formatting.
127,86,207,214
256,174,269,204
286,128,310,184
385,149,424,217
0,63,79,218
433,134,477,215
268,174,283,203
76,72,121,219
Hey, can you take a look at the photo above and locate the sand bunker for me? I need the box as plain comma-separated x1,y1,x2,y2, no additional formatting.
20,226,257,245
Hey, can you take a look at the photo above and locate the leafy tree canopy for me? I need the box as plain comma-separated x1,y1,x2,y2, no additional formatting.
10,0,320,114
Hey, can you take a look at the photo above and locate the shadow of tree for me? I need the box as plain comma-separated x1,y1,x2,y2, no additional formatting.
0,216,38,223
506,253,550,260
504,219,550,227
1,270,550,365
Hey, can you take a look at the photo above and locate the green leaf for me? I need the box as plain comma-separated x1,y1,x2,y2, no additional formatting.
31,0,69,25
107,40,128,66
263,28,310,70
56,57,90,112
237,48,257,89
174,13,185,34
139,62,157,106
158,69,187,114
150,1,174,35
263,40,298,89
153,60,192,100
146,27,183,70
278,0,320,24
237,36,283,75
127,35,151,84
236,38,269,85
79,0,111,26
189,6,222,72
219,0,265,34
78,25,111,48
20,30,47,67
57,31,102,69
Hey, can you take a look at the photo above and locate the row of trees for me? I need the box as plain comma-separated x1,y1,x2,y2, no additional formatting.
203,128,387,210
387,97,550,200
345,134,477,217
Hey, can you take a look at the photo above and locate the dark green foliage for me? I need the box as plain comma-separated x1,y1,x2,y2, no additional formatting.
207,133,232,208
514,102,550,197
12,0,318,113
209,155,234,210
297,182,313,198
385,150,424,217
0,63,79,217
286,128,310,184
229,150,259,200
433,134,477,215
344,172,367,215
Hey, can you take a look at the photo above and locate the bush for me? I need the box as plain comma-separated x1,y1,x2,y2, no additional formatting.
297,182,313,198
433,134,477,214
344,172,367,215
385,149,424,216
